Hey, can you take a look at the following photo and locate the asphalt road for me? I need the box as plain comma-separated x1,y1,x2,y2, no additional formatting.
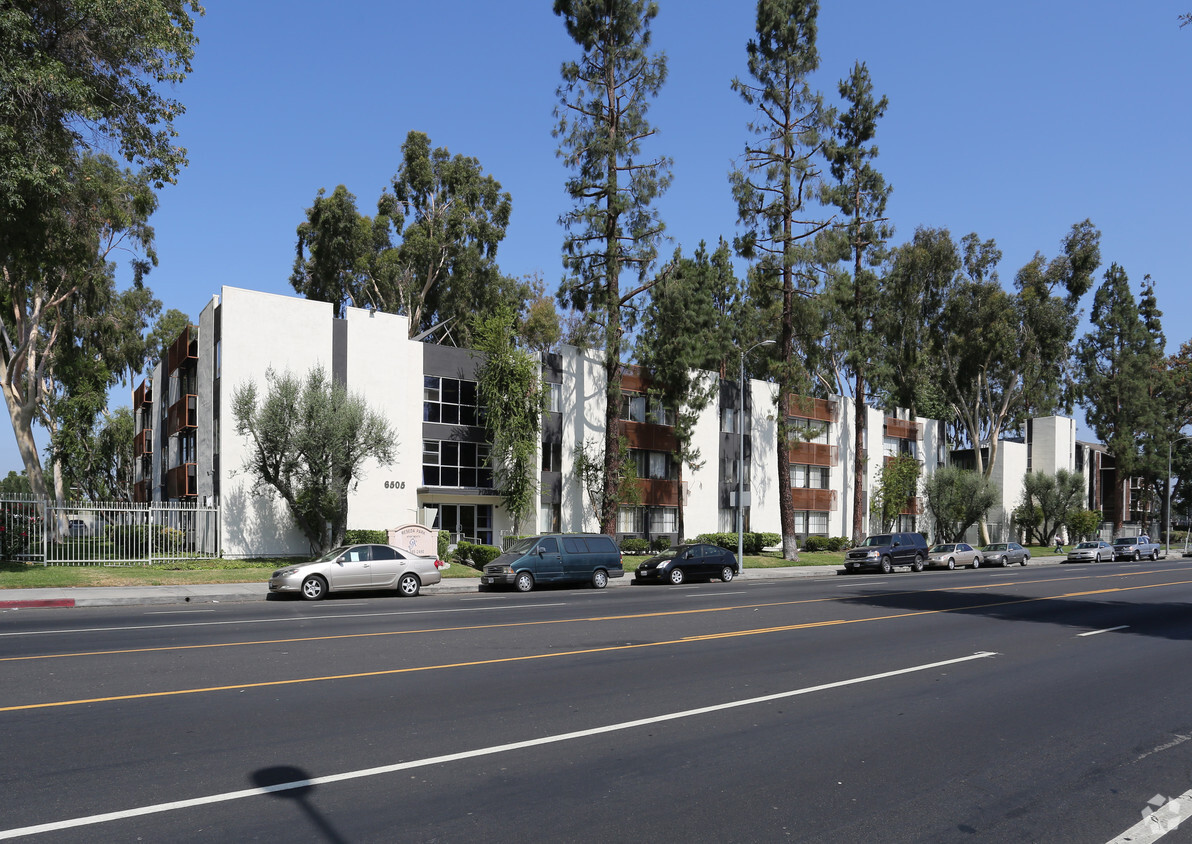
2,559,1192,842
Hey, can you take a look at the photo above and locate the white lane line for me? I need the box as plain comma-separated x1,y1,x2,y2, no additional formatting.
1106,790,1192,843
0,603,572,638
837,581,889,587
144,610,216,615
685,591,749,597
1077,626,1130,637
0,651,997,840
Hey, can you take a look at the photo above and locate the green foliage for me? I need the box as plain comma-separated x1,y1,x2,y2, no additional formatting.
105,523,186,558
924,466,1000,543
870,454,922,533
619,537,649,555
695,532,773,555
291,185,381,320
554,0,671,534
474,308,543,533
454,541,501,568
0,471,32,496
1013,469,1086,545
1065,508,1101,542
344,530,388,545
573,438,641,529
438,530,450,560
801,536,851,552
649,535,671,552
231,366,396,555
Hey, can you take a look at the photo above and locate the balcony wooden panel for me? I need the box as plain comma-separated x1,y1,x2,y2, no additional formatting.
166,463,197,500
900,496,923,516
167,395,197,435
635,478,680,507
786,395,838,422
134,429,153,456
623,420,677,453
134,480,150,504
790,488,838,511
619,366,649,394
166,325,198,374
133,379,153,409
884,417,919,440
789,442,838,467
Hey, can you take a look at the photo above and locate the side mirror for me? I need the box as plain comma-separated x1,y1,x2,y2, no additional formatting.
683,551,693,559
537,547,545,557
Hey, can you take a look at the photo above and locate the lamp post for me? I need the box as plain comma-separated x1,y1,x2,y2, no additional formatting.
1166,435,1192,558
738,339,776,574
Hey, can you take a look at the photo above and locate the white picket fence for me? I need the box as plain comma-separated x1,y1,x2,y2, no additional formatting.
0,495,220,566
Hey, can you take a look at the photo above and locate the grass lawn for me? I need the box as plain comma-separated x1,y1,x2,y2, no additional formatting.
0,549,839,590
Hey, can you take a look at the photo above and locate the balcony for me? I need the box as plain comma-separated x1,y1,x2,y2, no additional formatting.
623,420,677,453
134,429,153,456
166,325,199,374
786,395,838,423
789,442,838,467
134,480,150,504
133,379,152,409
790,488,838,511
167,395,197,435
900,496,923,516
166,463,197,500
635,478,680,507
884,417,919,440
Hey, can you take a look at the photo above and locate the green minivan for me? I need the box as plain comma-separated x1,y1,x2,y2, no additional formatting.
481,534,624,592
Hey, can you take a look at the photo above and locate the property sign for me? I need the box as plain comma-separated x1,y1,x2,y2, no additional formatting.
389,523,437,558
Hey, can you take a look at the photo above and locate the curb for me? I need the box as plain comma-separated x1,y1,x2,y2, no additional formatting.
0,598,75,609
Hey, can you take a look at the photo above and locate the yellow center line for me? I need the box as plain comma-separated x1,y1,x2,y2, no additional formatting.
5,577,1191,713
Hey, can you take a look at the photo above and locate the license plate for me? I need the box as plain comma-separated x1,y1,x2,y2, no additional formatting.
483,577,493,584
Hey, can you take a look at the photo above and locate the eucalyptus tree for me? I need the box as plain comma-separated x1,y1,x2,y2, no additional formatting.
1075,265,1166,533
0,1,201,499
821,60,892,544
232,367,395,554
473,308,545,535
636,239,739,540
553,0,672,535
730,0,831,560
291,185,386,319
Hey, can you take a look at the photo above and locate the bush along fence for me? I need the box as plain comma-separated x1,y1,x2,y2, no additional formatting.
0,494,220,566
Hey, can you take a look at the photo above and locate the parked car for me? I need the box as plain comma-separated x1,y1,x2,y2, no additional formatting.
978,542,1030,567
843,532,929,573
1065,540,1113,564
481,534,623,592
269,543,443,600
67,518,88,537
635,543,737,585
926,542,983,570
1111,535,1161,561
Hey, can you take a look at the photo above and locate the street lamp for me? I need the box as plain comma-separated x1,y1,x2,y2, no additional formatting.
1166,435,1192,558
738,339,776,574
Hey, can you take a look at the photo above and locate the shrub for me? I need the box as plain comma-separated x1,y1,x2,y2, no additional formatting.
802,536,825,552
620,537,649,554
345,529,388,545
649,535,671,552
756,532,781,550
438,530,449,560
471,544,502,567
453,541,477,567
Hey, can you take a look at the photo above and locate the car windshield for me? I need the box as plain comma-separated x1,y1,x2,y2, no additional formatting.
1112,538,1134,545
1077,542,1100,549
860,535,893,547
507,537,539,555
312,546,352,563
929,544,955,553
646,545,692,564
982,544,1007,551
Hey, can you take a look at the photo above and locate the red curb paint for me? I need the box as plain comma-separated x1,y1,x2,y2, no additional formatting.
0,599,75,609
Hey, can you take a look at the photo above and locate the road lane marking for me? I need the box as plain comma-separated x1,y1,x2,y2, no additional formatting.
1077,626,1130,637
1106,789,1192,843
0,651,997,840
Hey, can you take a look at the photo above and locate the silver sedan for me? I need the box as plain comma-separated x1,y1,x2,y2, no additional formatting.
979,542,1031,567
1065,540,1112,564
269,543,443,600
926,542,983,570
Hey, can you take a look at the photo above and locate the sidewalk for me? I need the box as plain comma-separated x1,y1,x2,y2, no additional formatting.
0,556,1074,610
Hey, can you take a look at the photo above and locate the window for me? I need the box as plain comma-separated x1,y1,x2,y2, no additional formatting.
793,511,830,537
647,398,675,426
621,392,647,423
540,502,560,533
722,405,737,433
618,507,644,534
648,507,677,534
422,440,492,488
547,382,562,413
631,449,678,481
790,419,829,445
423,376,482,426
433,504,493,545
790,465,829,489
542,440,563,473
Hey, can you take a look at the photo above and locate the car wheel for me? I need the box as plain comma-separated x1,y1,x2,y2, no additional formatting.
1134,550,1141,561
668,567,685,585
1152,549,1159,561
301,575,328,601
1094,553,1101,563
911,555,925,573
947,558,955,570
592,569,608,589
1000,556,1011,567
880,555,893,574
1021,555,1029,566
397,572,420,597
971,557,981,569
515,571,534,593
720,565,735,583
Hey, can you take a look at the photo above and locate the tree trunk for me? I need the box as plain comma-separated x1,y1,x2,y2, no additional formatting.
852,374,866,544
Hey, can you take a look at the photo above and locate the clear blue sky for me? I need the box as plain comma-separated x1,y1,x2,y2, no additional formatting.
5,1,1191,474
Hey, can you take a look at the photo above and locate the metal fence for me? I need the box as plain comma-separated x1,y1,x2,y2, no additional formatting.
0,494,220,566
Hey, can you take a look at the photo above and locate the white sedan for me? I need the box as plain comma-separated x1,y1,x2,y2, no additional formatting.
926,542,983,570
269,543,443,600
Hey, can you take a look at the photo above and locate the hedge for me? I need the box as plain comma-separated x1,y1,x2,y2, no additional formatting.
345,529,388,545
454,541,501,568
694,532,777,555
800,536,851,552
619,537,649,554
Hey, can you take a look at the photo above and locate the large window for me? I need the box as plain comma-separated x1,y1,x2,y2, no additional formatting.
621,391,675,426
789,418,829,445
618,507,644,534
617,506,677,535
433,504,493,545
424,376,482,426
793,511,830,537
423,440,492,488
648,507,677,534
542,440,563,473
790,464,830,489
547,382,562,413
631,449,678,481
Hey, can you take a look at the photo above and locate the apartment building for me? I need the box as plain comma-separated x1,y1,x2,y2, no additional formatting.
133,286,945,557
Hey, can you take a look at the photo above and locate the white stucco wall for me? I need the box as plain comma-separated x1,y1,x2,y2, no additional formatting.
684,371,721,538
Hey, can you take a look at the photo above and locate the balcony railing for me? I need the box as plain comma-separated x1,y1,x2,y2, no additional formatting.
133,379,153,409
166,325,198,374
635,478,680,507
134,429,153,456
165,463,197,500
790,488,838,511
786,395,838,423
789,442,838,467
884,417,920,440
167,395,197,435
623,420,678,453
900,497,923,516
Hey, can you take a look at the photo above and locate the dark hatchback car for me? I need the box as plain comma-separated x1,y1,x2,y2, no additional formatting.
635,543,738,585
